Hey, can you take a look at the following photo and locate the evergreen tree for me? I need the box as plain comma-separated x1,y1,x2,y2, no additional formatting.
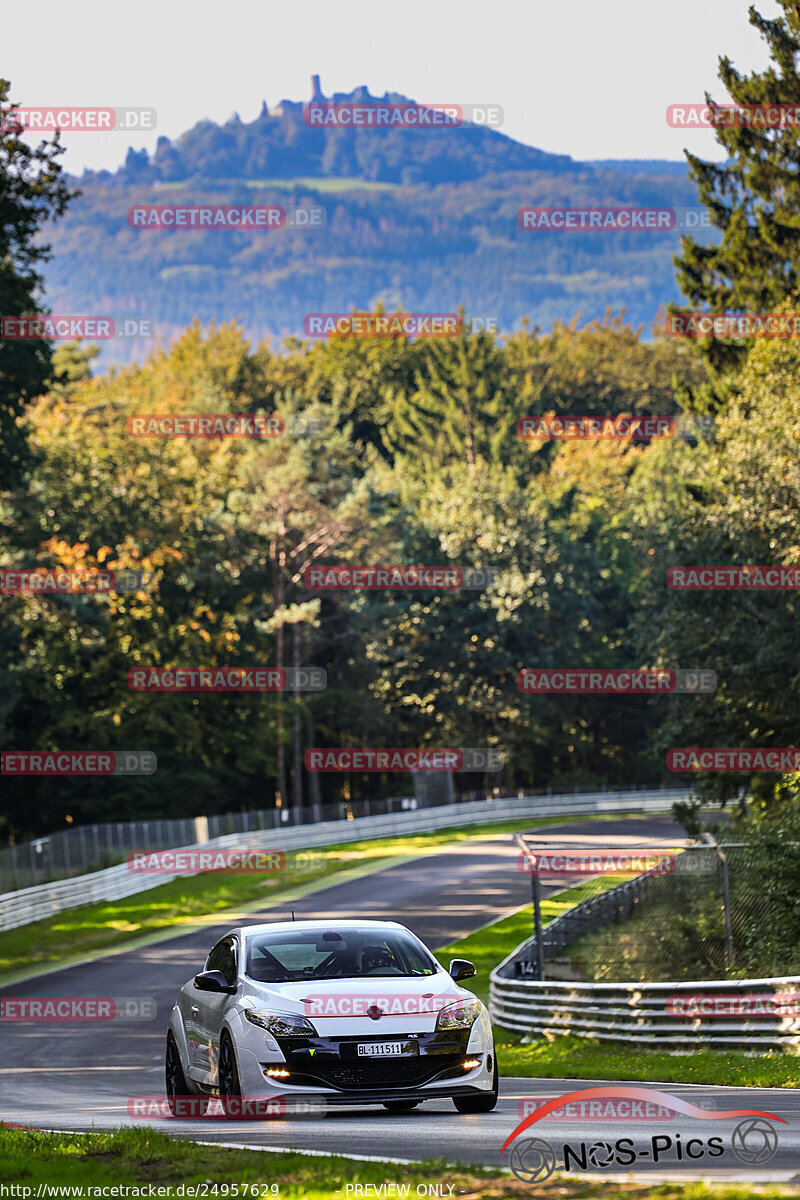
674,2,800,389
0,78,76,483
384,321,515,472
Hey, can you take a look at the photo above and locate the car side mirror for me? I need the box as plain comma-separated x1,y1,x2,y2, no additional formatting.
449,958,476,982
194,969,236,995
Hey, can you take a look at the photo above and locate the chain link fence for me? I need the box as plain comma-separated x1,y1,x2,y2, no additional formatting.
0,797,415,892
0,781,676,893
536,844,787,982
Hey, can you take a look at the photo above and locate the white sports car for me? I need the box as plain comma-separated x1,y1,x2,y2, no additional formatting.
166,918,498,1116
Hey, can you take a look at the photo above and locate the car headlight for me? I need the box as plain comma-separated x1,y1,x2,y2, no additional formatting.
435,999,482,1030
244,1009,318,1037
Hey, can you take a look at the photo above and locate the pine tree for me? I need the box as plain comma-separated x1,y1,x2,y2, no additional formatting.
384,320,515,472
0,77,76,483
674,1,800,387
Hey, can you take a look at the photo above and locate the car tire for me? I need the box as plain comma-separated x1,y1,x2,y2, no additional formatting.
453,1053,499,1114
165,1032,209,1117
219,1033,246,1117
382,1101,420,1113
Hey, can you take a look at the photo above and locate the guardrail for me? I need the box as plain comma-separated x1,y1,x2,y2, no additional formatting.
505,852,719,977
0,788,687,931
490,857,800,1047
489,971,800,1048
0,782,679,890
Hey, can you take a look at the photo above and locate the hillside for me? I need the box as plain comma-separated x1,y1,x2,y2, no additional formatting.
92,76,576,187
42,79,704,363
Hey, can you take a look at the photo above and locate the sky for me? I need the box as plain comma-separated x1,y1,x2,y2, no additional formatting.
5,0,783,175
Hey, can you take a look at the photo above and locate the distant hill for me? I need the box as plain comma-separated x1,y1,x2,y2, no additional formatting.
42,79,705,363
582,160,696,178
92,76,576,187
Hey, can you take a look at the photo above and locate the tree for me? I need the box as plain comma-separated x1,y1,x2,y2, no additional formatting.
626,330,800,807
207,397,378,813
384,322,517,472
0,78,76,484
674,1,800,383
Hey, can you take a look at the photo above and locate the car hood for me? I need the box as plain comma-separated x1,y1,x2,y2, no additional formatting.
240,974,472,1035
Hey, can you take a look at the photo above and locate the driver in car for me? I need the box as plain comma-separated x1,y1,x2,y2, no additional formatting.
359,945,397,973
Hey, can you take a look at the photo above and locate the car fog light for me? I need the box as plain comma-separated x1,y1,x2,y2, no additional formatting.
264,1068,290,1078
462,1058,481,1070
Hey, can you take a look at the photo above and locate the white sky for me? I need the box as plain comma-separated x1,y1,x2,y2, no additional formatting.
5,0,783,174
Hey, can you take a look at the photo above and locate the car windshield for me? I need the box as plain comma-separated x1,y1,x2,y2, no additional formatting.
245,927,438,982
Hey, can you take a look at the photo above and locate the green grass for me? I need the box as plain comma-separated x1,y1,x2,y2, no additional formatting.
1,1126,796,1199
0,812,630,984
494,1034,800,1089
438,870,800,1089
563,897,724,984
436,874,631,1006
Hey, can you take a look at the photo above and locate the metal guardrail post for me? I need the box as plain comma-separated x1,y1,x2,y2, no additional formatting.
703,832,735,968
514,833,545,981
0,790,690,926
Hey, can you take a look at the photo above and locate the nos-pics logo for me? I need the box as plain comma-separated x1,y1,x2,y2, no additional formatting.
503,1086,782,1182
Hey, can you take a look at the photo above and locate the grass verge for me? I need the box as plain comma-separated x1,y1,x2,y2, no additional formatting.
438,875,800,1089
0,811,633,984
0,1126,797,1199
493,1034,800,1088
436,874,631,1006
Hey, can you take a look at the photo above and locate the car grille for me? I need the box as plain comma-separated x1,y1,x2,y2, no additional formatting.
290,1054,462,1091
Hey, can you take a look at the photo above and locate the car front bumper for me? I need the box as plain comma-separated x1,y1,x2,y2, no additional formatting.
233,1014,496,1104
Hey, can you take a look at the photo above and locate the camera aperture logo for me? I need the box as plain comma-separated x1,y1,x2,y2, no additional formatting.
503,1086,783,1182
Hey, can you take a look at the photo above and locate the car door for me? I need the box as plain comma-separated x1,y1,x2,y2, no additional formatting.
189,935,238,1080
178,977,203,1072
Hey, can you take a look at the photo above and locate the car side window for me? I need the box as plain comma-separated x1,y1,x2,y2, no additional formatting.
207,937,237,986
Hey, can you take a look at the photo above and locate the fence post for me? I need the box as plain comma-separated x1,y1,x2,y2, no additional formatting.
703,832,735,968
514,835,545,981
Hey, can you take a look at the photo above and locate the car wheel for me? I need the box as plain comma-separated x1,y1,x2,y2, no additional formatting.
219,1033,245,1117
382,1101,420,1113
453,1053,499,1114
165,1032,209,1117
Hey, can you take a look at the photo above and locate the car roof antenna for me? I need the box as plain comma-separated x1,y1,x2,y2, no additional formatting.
291,910,295,922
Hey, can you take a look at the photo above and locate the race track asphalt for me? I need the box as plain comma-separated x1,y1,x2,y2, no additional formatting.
3,815,798,1182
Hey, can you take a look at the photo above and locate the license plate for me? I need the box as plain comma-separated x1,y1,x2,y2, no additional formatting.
357,1042,408,1057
